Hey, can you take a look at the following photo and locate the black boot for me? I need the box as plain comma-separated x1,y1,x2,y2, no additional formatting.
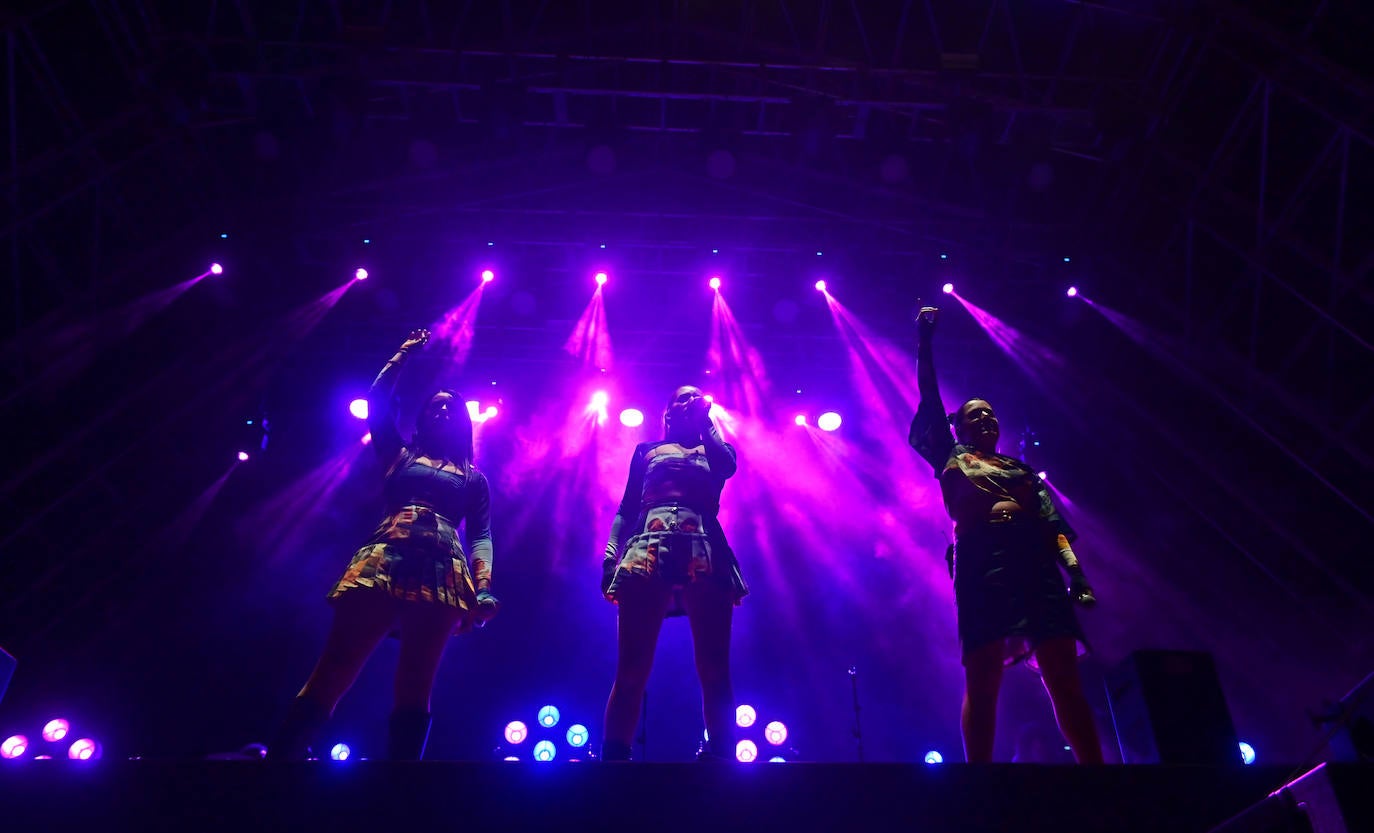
388,708,432,760
600,740,632,761
267,696,330,761
697,738,734,761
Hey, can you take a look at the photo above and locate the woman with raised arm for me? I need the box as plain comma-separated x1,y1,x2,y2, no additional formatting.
269,328,498,760
908,307,1102,764
600,385,748,761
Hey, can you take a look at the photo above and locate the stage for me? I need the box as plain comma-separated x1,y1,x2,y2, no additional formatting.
4,760,1365,832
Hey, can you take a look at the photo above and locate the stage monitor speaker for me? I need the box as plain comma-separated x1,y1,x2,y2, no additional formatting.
1106,649,1241,765
0,645,13,706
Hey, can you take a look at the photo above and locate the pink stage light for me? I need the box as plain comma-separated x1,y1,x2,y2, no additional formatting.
504,721,529,744
764,721,788,746
591,391,609,409
817,412,842,432
481,269,495,283
814,280,827,293
1066,286,1078,297
620,408,645,428
794,414,807,426
594,272,608,286
354,268,369,281
67,738,100,761
735,704,757,728
361,432,372,445
736,739,758,763
41,719,69,743
348,398,369,420
941,282,954,294
237,451,250,462
209,263,224,275
1,735,28,759
1038,471,1049,480
709,276,721,290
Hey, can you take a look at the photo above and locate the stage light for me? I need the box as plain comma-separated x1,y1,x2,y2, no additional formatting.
481,269,495,283
349,399,369,420
361,432,372,445
566,725,589,748
42,719,70,743
1063,257,1071,263
590,392,609,410
503,755,519,762
769,756,786,763
817,412,842,432
814,280,827,293
504,721,529,744
1,735,28,759
619,408,644,428
363,238,370,244
33,755,52,760
67,738,100,760
735,705,756,728
794,414,807,426
815,251,823,256
533,740,556,762
210,263,223,275
941,282,954,294
538,705,561,728
219,233,228,239
467,401,498,424
237,451,250,462
764,721,788,746
1037,471,1048,480
1239,742,1256,765
594,272,608,286
940,253,948,260
329,743,351,761
924,750,943,764
709,276,721,290
736,739,758,763
1066,286,1078,298
354,268,369,281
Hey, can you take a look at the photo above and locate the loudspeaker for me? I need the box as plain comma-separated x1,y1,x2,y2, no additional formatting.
1106,649,1241,765
0,645,13,705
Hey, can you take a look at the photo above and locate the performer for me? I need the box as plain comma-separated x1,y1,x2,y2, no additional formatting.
269,328,498,760
908,307,1102,763
600,386,748,761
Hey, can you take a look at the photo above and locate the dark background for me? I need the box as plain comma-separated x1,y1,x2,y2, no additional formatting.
1,0,1371,765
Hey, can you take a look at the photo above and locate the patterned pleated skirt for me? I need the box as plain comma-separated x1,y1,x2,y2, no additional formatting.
328,505,478,626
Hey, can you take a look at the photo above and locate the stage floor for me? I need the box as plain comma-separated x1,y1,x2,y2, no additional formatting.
0,759,1355,832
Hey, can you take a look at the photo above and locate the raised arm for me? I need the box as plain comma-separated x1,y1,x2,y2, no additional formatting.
699,414,738,480
367,328,430,464
908,307,954,473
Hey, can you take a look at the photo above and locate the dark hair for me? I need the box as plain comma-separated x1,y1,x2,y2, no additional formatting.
402,388,475,474
947,397,990,427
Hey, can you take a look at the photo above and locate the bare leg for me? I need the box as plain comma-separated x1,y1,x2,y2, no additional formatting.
297,590,398,712
683,580,735,756
1035,636,1104,764
394,602,463,712
602,581,672,748
961,641,1006,763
